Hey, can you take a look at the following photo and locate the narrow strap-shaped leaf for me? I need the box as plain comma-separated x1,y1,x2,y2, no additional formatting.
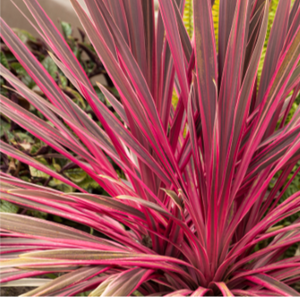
232,25,300,201
228,232,300,276
0,64,83,147
289,0,300,29
88,275,115,297
191,287,212,296
187,86,206,229
218,0,237,83
230,289,259,296
218,0,269,240
94,268,153,297
156,0,183,121
211,282,234,296
20,250,199,280
116,195,209,270
228,192,300,263
104,0,130,47
22,0,96,88
1,237,70,247
0,213,119,249
218,0,251,194
1,278,51,288
27,0,164,201
0,192,136,243
6,101,110,178
257,0,291,110
159,0,189,106
21,266,103,297
228,136,300,255
246,126,300,178
284,5,300,54
193,0,218,171
0,18,78,121
1,192,85,222
164,289,193,296
97,83,129,126
206,100,220,274
0,141,84,192
245,274,300,296
0,107,120,196
155,11,166,106
146,291,169,297
243,1,265,76
160,47,176,130
0,174,62,193
85,95,174,186
71,0,156,145
0,96,121,194
121,0,148,82
280,84,300,129
1,46,114,173
67,193,147,221
0,269,50,284
141,0,156,94
172,0,192,62
84,0,169,145
52,276,108,296
70,1,181,194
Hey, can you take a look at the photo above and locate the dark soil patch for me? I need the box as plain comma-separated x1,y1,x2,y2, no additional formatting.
0,286,33,296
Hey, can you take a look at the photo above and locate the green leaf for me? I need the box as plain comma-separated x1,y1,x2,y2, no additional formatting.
44,273,58,280
0,200,19,213
10,62,25,74
109,87,120,98
78,290,92,297
3,52,16,63
61,22,72,39
15,132,34,143
64,168,87,183
94,85,106,104
30,140,47,154
0,77,8,96
49,178,74,193
77,175,100,191
46,120,55,128
13,29,36,43
27,209,48,219
53,215,63,223
73,44,80,59
0,51,9,68
20,176,31,182
10,62,35,88
59,74,68,88
0,121,11,137
29,166,50,179
42,56,58,79
65,87,86,109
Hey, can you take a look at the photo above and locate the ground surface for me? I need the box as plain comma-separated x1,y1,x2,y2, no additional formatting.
0,286,33,296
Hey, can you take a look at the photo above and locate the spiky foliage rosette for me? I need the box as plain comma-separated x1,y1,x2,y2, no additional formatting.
1,0,300,296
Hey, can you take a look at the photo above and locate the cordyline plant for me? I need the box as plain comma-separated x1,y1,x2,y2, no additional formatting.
1,0,300,296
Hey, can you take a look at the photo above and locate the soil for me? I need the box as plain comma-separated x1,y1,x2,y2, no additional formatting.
0,287,34,296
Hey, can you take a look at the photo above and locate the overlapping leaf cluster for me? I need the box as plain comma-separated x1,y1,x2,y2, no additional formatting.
0,0,300,296
0,23,120,196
